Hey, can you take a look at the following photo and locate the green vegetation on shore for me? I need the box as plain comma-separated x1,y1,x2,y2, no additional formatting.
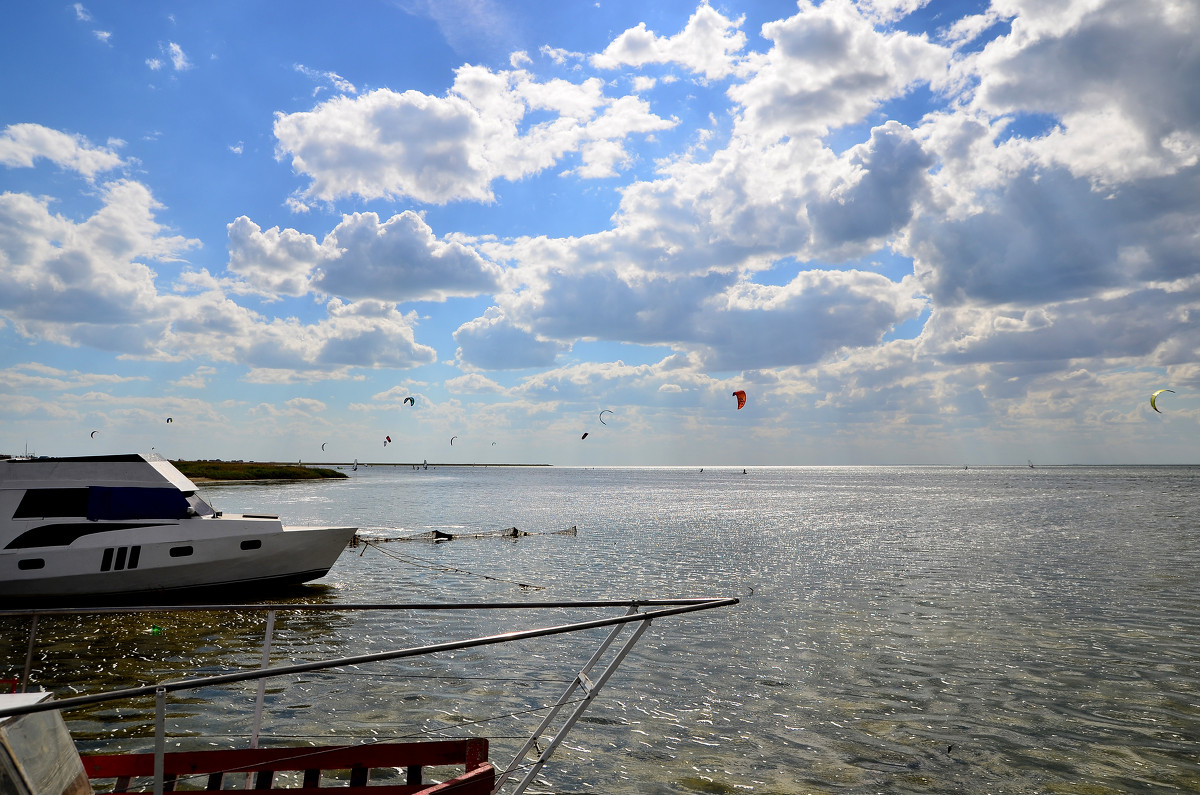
173,460,348,481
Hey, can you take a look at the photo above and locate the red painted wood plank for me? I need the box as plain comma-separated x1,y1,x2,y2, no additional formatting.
413,764,495,795
81,740,493,793
82,739,487,778
89,765,494,795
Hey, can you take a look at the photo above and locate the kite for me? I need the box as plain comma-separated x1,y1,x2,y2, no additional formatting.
166,417,173,423
732,390,747,410
599,409,614,425
1151,389,1175,413
403,396,415,406
450,436,457,445
321,442,327,451
581,432,589,440
90,430,98,439
384,435,392,446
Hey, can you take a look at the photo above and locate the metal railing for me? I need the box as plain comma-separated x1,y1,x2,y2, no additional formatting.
0,598,738,794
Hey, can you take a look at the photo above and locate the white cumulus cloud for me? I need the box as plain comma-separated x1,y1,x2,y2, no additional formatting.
273,66,675,205
0,123,125,178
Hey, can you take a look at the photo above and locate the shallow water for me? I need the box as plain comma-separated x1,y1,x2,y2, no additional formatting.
5,465,1200,793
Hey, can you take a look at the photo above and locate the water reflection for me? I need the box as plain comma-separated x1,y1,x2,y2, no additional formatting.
4,466,1200,793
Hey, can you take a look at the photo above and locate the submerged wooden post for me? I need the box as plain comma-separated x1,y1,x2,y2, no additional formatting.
20,615,37,694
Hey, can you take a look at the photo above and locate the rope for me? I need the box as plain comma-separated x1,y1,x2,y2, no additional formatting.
358,526,577,543
359,540,544,591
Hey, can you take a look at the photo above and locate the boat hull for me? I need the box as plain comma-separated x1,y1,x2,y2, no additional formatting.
0,521,357,599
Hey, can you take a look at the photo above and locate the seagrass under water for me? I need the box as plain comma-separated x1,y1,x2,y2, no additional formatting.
5,465,1200,793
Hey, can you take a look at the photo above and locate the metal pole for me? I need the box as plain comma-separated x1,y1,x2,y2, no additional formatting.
250,609,276,749
505,619,652,795
0,599,741,720
496,612,653,795
20,615,37,693
494,605,638,792
153,687,166,795
0,597,733,621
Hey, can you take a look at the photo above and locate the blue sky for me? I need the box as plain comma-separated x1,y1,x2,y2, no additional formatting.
1,0,1197,465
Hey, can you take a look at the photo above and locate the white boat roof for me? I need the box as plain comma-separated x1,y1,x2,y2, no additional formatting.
0,453,199,493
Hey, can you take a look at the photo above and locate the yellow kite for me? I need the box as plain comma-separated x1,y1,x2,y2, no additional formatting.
1150,389,1175,413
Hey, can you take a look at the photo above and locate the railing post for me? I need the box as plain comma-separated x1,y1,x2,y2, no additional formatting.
250,609,276,749
154,686,166,795
20,615,38,693
495,607,653,795
245,609,277,789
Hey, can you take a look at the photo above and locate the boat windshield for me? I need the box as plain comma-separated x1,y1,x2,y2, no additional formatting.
186,493,216,517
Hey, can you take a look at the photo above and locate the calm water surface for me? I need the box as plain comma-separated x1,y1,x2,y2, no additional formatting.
5,465,1200,793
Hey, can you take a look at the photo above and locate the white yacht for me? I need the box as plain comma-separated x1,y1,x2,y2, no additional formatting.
0,453,357,600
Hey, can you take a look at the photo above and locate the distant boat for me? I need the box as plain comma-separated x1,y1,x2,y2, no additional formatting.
0,453,356,600
1028,459,1035,468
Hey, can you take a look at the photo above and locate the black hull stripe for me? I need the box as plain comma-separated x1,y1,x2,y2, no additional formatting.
5,523,173,549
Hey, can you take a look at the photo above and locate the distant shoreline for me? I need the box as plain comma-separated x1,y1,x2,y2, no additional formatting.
173,460,347,481
175,459,551,481
317,462,553,468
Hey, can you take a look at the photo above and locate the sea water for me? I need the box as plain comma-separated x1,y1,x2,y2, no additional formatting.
5,465,1200,793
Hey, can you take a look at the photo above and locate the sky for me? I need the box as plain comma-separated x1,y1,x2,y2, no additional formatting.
1,0,1197,466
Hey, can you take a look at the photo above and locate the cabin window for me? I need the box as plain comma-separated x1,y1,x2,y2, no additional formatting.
100,545,142,571
88,487,190,521
13,487,190,521
17,559,44,570
13,488,90,518
186,493,216,517
169,546,193,557
241,539,262,550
